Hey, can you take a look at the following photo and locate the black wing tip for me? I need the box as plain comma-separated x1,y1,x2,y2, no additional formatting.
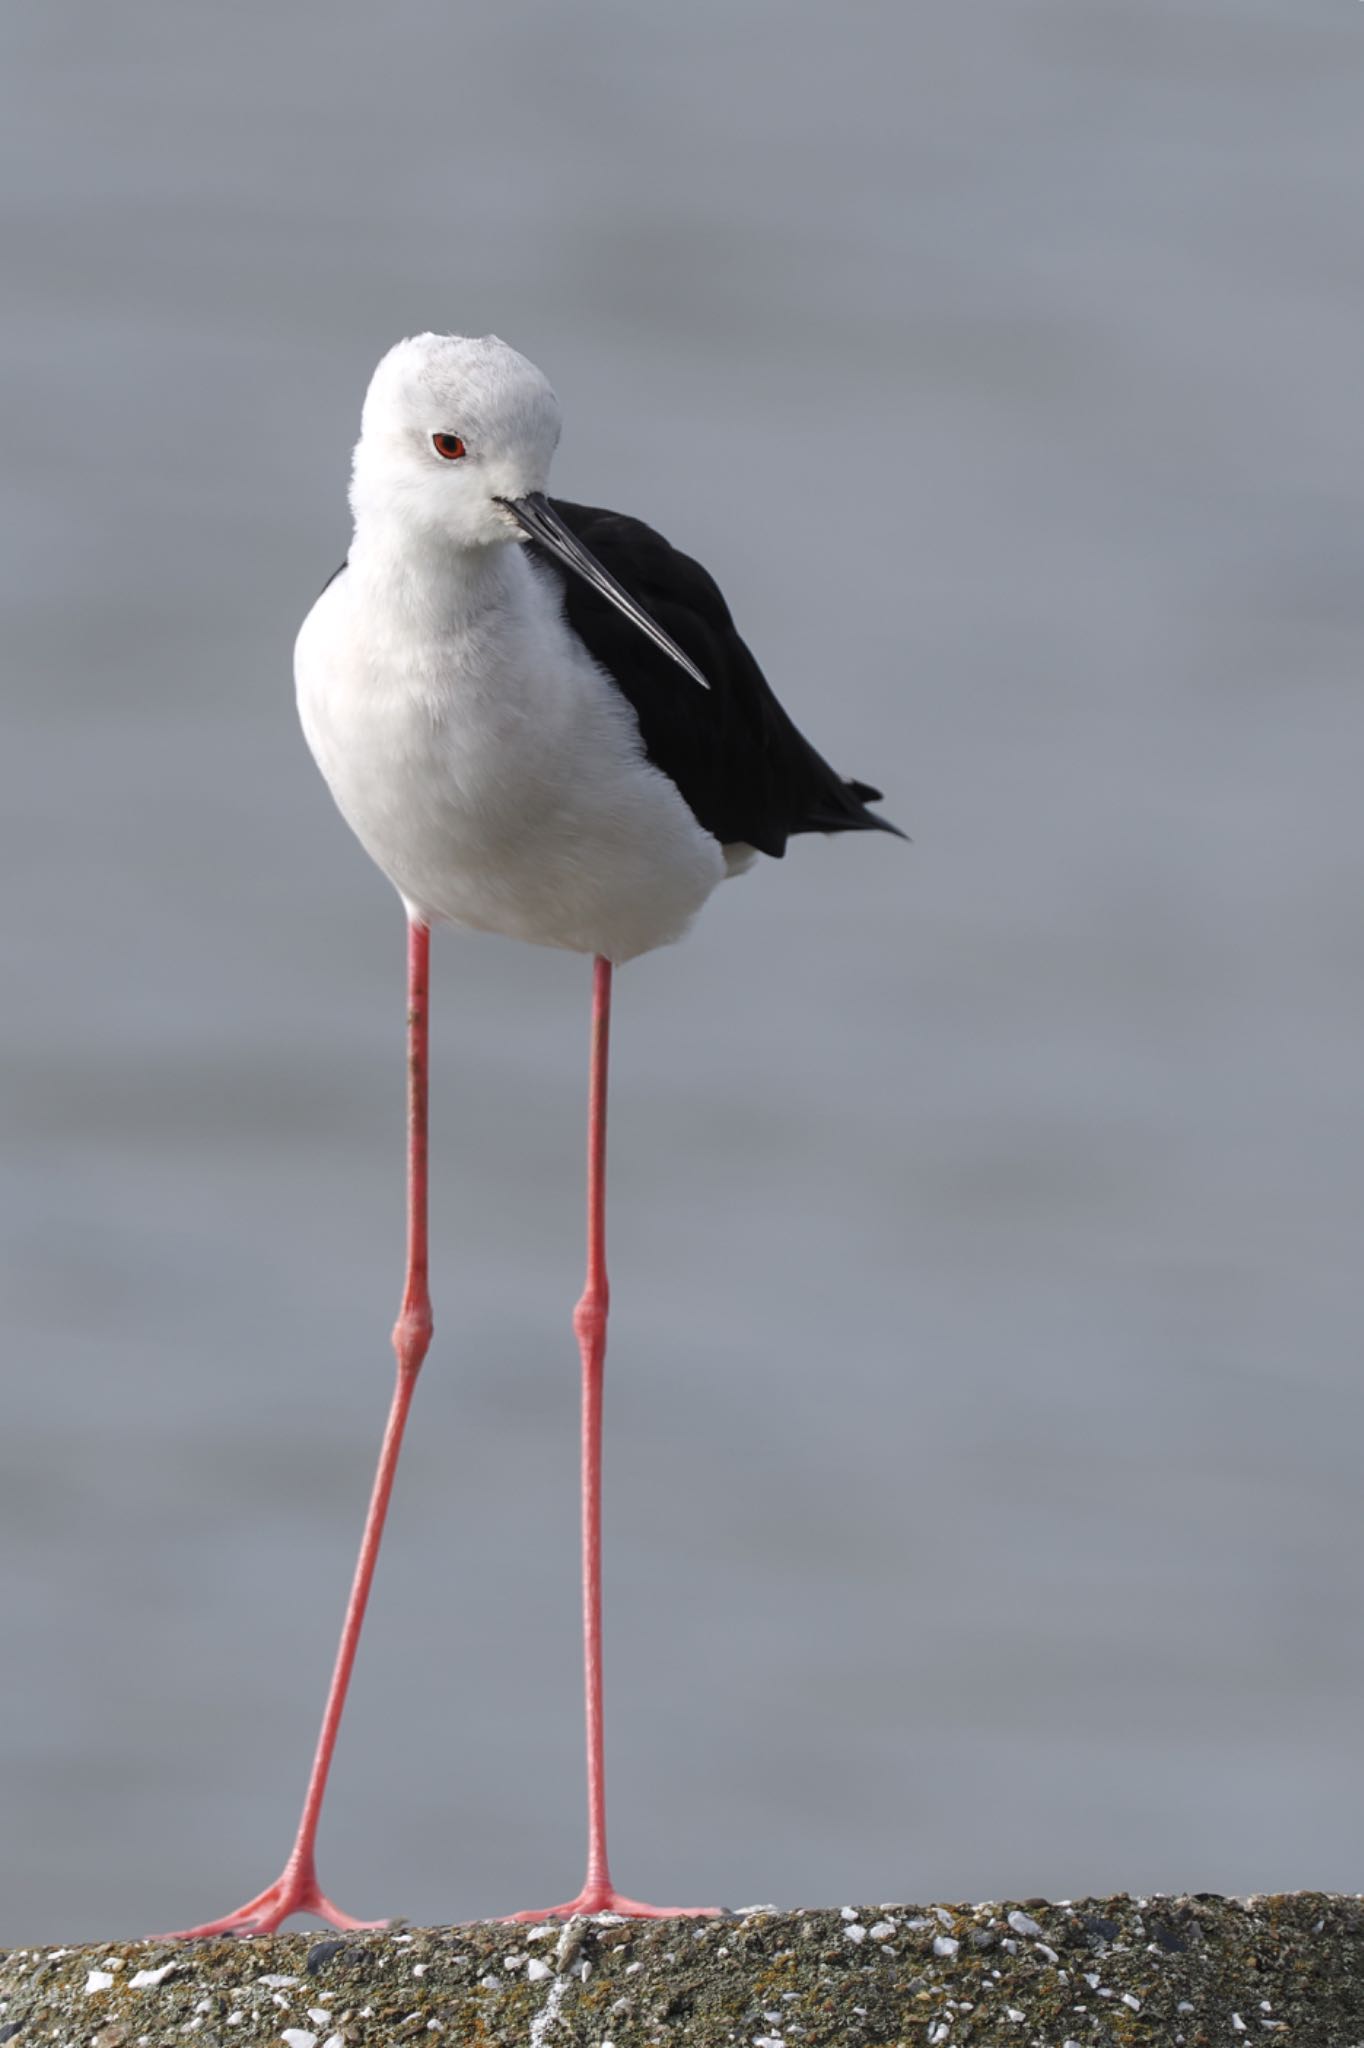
819,809,910,843
849,778,909,839
803,777,910,842
866,810,911,842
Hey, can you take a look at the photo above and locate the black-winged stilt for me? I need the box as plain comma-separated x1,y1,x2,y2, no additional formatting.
172,333,902,1937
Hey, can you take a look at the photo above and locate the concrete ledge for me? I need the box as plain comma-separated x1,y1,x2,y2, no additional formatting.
3,1894,1363,2046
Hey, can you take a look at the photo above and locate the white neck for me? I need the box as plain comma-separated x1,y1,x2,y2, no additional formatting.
348,516,523,634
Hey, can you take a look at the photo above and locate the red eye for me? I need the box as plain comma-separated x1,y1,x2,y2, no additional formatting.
432,433,467,460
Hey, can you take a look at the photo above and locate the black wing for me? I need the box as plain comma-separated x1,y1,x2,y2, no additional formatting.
529,499,905,858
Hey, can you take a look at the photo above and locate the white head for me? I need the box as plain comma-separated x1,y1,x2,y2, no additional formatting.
350,332,562,548
347,331,711,689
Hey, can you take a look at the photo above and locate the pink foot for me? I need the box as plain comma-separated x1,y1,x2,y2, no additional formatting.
165,1866,388,1939
503,1885,719,1924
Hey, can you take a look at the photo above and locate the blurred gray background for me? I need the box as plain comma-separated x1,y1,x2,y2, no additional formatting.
2,0,1362,1945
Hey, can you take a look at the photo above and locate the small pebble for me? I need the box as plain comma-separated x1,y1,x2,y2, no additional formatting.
555,1922,587,1973
85,1970,115,1995
1007,1911,1043,1938
843,1925,866,1946
306,1941,350,1976
933,1935,959,1958
526,1959,552,1982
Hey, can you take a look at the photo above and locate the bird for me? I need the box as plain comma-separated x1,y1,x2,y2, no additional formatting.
170,332,902,1938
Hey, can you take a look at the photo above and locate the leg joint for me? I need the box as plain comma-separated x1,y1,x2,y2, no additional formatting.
573,1289,609,1346
392,1303,433,1372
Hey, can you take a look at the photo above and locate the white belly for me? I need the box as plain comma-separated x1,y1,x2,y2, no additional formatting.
295,554,728,964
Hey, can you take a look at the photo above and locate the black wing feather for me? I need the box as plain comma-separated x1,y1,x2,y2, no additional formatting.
529,499,904,858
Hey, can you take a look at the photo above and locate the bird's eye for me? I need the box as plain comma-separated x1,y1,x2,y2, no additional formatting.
432,433,467,461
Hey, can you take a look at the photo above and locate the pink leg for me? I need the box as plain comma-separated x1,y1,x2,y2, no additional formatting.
169,919,435,1937
506,957,715,1923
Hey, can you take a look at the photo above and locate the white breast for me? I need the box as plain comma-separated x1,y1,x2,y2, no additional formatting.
295,543,728,963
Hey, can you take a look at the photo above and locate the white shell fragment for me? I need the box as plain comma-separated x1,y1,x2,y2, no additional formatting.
130,1963,181,1989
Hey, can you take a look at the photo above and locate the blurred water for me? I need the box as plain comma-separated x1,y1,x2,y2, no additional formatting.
2,0,1362,1944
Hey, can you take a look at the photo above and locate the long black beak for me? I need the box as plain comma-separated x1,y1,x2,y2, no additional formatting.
496,492,710,691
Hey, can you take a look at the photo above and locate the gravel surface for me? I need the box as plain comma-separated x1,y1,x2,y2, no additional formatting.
3,1893,1364,2046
